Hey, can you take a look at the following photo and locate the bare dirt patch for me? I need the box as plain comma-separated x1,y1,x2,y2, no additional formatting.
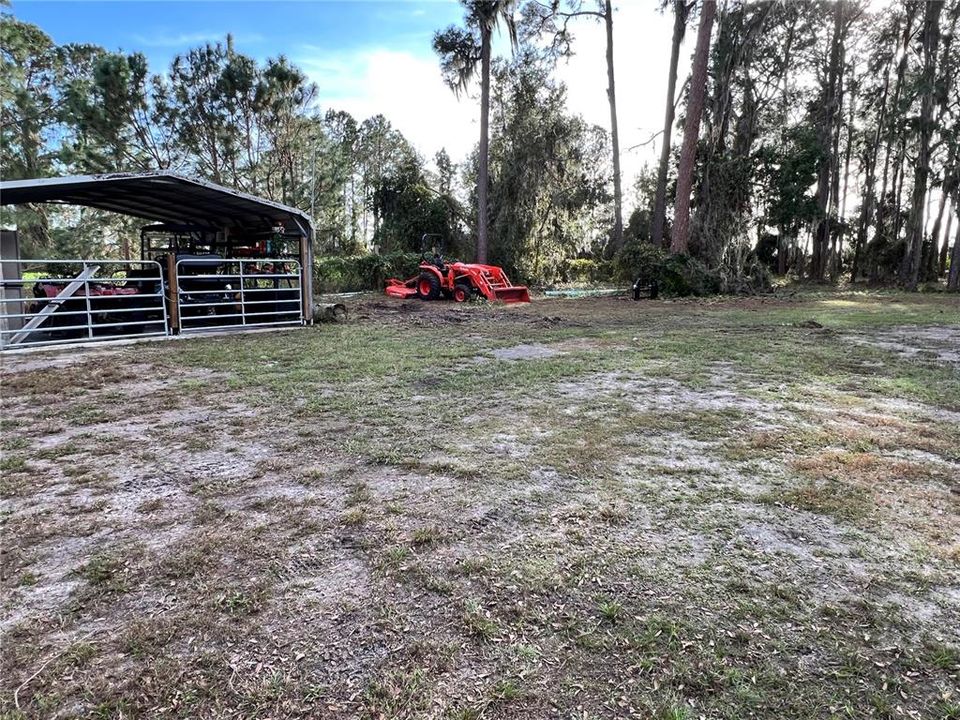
490,343,561,361
2,292,959,719
557,365,789,431
843,323,960,369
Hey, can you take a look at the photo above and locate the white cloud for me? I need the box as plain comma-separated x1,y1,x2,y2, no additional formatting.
297,4,686,199
298,45,478,166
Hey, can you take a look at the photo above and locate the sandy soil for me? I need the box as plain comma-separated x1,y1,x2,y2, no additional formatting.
1,291,958,719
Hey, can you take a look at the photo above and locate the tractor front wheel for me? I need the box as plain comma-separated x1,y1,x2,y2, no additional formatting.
417,272,441,300
453,282,472,303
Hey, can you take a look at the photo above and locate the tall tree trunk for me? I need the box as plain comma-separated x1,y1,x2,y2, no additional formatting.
836,68,854,280
828,44,847,282
874,5,917,252
903,0,942,289
477,25,492,264
851,31,894,282
927,191,948,280
604,0,624,256
939,202,953,277
932,8,958,278
813,1,844,282
840,87,854,224
671,0,715,255
651,0,688,248
949,217,960,290
777,12,799,276
891,136,907,244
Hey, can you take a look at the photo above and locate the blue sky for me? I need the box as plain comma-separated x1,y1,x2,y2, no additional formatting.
9,1,679,183
10,1,461,68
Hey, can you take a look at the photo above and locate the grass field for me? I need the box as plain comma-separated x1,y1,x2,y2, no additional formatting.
1,290,959,719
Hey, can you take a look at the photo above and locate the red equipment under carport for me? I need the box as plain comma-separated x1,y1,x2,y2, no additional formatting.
385,236,530,304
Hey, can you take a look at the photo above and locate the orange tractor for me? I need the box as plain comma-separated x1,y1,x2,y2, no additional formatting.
385,235,530,304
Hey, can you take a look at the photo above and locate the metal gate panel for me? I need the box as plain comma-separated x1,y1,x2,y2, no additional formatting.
175,258,303,334
0,259,168,351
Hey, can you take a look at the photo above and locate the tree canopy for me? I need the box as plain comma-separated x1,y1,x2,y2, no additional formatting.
2,0,959,289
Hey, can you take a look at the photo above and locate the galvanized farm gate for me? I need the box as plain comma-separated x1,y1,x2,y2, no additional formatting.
173,257,303,334
0,259,169,350
0,257,305,351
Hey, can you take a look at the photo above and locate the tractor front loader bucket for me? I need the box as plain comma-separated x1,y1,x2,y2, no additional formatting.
492,285,531,304
473,265,531,304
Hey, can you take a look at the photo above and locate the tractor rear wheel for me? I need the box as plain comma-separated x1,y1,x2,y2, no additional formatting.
417,272,441,300
453,282,472,303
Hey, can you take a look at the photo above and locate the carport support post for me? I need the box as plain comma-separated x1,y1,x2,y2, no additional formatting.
166,254,180,334
300,234,311,324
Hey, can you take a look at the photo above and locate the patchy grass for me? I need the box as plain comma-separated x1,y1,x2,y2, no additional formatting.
412,525,443,546
1,290,958,719
772,478,872,520
597,598,625,624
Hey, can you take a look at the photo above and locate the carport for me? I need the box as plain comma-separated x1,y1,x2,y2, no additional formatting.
0,172,314,350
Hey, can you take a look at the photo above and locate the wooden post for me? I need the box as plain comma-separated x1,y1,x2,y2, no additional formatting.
299,234,310,324
166,254,180,334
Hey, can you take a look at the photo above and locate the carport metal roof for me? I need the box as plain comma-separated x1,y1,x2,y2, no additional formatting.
0,172,313,238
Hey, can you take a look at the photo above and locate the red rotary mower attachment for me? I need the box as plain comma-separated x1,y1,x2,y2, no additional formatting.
385,241,530,304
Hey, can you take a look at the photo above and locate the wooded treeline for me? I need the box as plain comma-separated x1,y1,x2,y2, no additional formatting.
2,1,959,290
638,0,960,291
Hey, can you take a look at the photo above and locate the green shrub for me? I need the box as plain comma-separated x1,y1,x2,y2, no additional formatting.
613,241,666,284
561,258,613,284
314,252,421,293
718,252,773,294
614,240,721,297
658,253,722,296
